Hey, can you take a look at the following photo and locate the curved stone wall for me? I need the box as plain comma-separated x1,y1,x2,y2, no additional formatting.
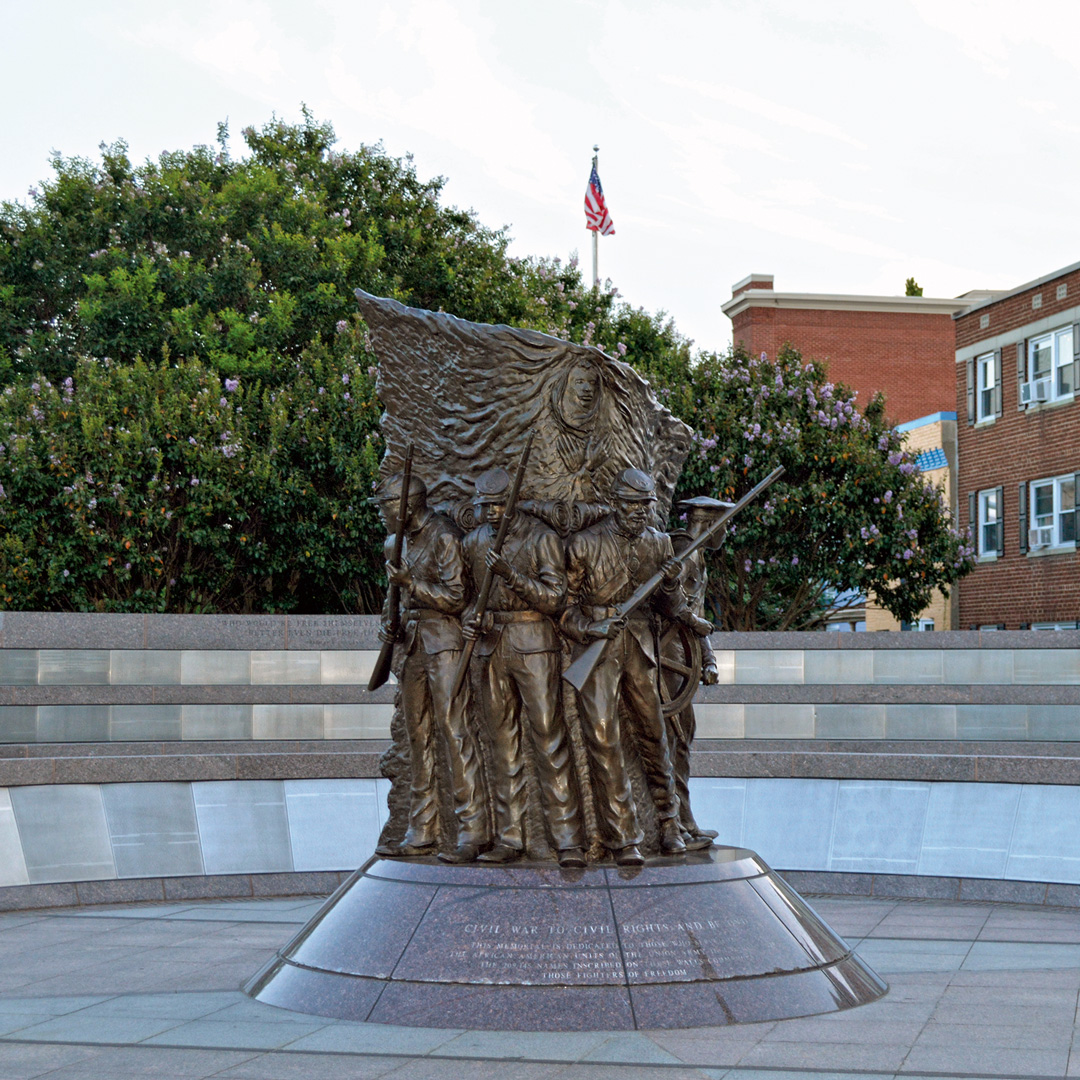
3,776,1080,903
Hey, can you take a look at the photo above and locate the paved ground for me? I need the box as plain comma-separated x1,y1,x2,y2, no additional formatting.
0,891,1079,1079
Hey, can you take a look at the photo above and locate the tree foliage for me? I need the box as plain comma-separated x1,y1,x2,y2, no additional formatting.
0,110,972,622
664,344,974,630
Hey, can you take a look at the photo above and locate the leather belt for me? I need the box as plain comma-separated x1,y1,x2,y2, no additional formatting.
489,610,545,624
404,608,449,620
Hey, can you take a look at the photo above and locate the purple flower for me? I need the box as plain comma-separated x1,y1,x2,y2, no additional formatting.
335,320,348,333
791,556,799,566
902,549,913,560
341,372,350,384
219,397,227,407
191,478,200,487
343,392,351,401
62,569,69,578
224,378,239,392
883,490,893,503
617,342,628,356
744,559,752,572
888,451,903,466
760,351,767,361
124,562,131,571
189,436,197,445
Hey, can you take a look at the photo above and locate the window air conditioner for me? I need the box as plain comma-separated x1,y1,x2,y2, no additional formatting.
1029,526,1055,548
1021,379,1051,404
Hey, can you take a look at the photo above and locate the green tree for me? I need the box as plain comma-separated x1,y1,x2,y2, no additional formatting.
666,344,973,630
0,327,385,613
905,277,923,296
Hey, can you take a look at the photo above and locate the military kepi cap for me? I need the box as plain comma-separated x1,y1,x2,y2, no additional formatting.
474,467,512,504
611,468,657,502
678,495,736,512
372,471,427,503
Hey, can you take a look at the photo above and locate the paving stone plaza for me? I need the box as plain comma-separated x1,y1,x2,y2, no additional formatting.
0,890,1078,1078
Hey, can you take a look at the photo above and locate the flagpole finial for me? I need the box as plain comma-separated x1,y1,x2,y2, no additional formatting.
593,144,599,153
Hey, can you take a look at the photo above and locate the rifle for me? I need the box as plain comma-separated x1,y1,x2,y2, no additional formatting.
450,433,535,700
367,443,414,692
562,465,785,692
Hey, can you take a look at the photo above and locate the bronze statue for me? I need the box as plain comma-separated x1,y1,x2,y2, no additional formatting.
356,289,781,865
373,472,488,863
561,468,712,865
666,495,734,849
462,468,586,867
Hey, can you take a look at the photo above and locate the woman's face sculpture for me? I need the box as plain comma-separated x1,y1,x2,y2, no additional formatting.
563,364,600,426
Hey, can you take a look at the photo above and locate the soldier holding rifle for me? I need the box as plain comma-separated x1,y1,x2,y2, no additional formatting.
561,468,714,866
666,495,733,849
461,468,586,868
373,472,488,864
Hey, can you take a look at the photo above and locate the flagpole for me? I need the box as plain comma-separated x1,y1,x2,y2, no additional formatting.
591,145,599,288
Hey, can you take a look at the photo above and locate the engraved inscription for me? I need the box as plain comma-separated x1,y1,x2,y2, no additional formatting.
459,922,622,983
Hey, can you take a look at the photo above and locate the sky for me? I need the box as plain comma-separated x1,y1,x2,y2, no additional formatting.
4,0,1080,354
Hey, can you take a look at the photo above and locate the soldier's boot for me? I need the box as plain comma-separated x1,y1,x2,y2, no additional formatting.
659,818,687,856
557,847,587,869
682,829,714,852
615,845,645,867
438,841,480,864
477,843,522,864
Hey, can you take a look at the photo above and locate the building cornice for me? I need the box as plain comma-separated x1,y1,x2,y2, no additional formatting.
722,290,974,320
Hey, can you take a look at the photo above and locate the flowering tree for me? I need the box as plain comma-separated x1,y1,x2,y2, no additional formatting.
667,345,974,630
0,326,385,613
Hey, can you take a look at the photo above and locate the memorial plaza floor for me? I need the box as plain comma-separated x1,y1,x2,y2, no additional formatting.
0,891,1079,1079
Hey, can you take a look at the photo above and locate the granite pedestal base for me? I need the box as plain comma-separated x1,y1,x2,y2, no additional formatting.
244,847,886,1031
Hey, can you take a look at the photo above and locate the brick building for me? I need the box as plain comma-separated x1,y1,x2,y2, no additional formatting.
955,260,1080,629
723,275,975,630
722,274,980,424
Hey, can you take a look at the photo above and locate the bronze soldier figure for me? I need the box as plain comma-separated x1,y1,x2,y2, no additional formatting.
561,468,713,865
373,472,488,864
666,495,734,849
462,469,586,868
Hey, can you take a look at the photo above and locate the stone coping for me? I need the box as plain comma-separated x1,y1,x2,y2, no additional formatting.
3,739,1080,787
1,612,1078,649
1,867,1078,913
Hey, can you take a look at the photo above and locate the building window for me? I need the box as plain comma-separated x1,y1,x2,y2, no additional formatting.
1026,326,1074,401
978,488,1001,557
1029,475,1076,549
976,351,996,420
1032,621,1076,630
901,618,935,631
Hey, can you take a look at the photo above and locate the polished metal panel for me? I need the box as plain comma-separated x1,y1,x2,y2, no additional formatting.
252,705,324,740
0,789,29,886
884,704,957,739
873,650,943,685
804,649,873,685
734,650,804,684
815,704,887,739
284,779,382,871
10,784,115,882
708,649,735,684
250,651,321,685
37,705,110,742
192,780,293,874
743,704,814,738
181,705,253,740
0,707,38,743
942,649,1014,685
743,777,838,871
1013,649,1080,685
109,650,182,685
692,703,745,739
0,651,39,685
109,705,183,741
1006,785,1080,883
917,782,1022,879
38,650,110,685
321,650,384,685
101,782,203,878
830,780,931,875
955,704,1028,740
180,651,251,685
323,704,393,740
1028,706,1080,739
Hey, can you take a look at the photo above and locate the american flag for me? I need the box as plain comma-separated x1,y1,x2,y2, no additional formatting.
584,164,615,236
